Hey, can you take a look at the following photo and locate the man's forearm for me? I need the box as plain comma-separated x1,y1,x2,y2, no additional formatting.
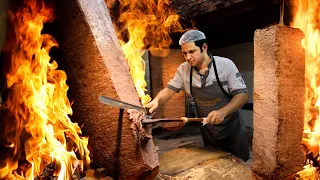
220,93,248,116
154,87,176,105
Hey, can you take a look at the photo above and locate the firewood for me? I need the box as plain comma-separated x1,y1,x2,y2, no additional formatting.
34,163,57,180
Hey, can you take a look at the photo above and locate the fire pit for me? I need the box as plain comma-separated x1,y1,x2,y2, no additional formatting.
0,0,90,178
4,0,320,179
0,0,160,179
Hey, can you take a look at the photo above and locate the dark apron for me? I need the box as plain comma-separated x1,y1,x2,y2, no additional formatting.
190,63,249,161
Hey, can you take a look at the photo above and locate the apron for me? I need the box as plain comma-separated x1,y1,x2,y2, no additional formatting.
190,57,249,161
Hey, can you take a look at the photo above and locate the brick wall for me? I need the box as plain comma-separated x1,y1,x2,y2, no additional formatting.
150,49,186,118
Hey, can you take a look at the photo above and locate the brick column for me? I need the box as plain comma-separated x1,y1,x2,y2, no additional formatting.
54,0,159,179
150,49,186,118
162,50,186,118
253,25,305,178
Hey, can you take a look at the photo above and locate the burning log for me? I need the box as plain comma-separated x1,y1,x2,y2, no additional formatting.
32,160,85,180
302,132,320,160
34,163,58,180
294,167,319,180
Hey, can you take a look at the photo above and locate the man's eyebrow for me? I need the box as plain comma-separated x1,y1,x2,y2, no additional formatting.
182,49,197,53
187,49,197,53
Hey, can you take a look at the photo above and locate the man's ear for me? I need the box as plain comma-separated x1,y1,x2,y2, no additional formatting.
202,43,208,52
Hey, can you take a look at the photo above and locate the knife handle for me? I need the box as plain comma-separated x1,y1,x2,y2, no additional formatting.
186,118,205,122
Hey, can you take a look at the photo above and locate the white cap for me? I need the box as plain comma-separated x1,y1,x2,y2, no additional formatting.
179,30,206,45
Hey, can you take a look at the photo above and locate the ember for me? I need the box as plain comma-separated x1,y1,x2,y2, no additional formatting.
0,0,90,179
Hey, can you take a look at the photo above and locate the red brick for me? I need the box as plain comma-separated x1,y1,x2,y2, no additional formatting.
150,49,186,118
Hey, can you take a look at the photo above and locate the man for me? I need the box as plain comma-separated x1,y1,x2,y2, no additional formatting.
146,30,249,161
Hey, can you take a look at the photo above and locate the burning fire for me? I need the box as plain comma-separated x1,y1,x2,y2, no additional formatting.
291,0,320,169
292,0,320,133
0,0,90,179
110,0,184,106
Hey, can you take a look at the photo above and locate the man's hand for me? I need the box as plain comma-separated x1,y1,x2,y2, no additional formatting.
146,99,159,113
145,87,176,113
205,110,227,125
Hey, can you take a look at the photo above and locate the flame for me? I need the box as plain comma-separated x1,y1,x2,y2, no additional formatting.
111,0,184,106
291,0,320,170
291,0,320,132
0,0,90,179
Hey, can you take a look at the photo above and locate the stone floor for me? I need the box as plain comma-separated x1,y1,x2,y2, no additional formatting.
152,123,253,179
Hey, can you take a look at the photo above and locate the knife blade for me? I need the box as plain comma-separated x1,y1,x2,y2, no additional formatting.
99,95,144,110
142,117,206,125
99,95,153,117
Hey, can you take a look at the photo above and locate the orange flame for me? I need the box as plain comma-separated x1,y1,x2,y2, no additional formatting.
0,0,90,179
111,0,184,106
291,1,320,155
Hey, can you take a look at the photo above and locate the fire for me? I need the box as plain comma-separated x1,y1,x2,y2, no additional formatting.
291,0,320,164
111,0,184,106
0,0,90,179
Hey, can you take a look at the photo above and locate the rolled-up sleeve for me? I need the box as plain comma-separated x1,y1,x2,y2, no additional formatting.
227,61,248,95
167,66,185,93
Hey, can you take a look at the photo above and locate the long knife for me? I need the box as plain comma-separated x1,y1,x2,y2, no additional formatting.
98,96,205,125
99,95,144,110
99,95,154,118
142,117,206,125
